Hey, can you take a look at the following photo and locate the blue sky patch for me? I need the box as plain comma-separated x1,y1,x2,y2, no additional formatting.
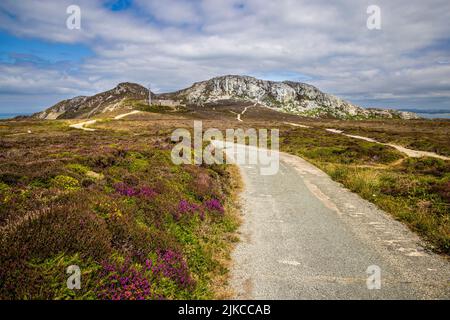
0,31,93,65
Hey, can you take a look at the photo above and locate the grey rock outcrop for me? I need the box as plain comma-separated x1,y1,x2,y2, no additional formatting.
33,82,150,120
33,75,421,120
168,75,420,119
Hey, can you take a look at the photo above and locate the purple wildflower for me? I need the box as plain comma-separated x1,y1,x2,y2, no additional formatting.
148,249,195,289
114,182,137,197
204,198,224,214
138,186,157,199
114,183,157,199
176,199,203,221
97,259,152,300
178,200,199,213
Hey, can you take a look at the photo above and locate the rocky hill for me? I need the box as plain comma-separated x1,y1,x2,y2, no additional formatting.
33,83,150,119
164,75,419,119
33,75,420,120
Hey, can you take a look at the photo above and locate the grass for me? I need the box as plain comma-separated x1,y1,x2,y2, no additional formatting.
138,104,175,113
119,98,185,114
280,127,403,165
280,126,450,254
0,123,240,299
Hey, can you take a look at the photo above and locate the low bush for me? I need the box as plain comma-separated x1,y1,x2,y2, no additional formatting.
0,129,239,299
51,175,80,191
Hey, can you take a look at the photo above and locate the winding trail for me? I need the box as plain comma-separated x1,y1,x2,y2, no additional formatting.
69,110,142,131
69,120,97,131
230,102,258,122
284,122,449,160
324,128,450,160
283,122,311,128
213,142,450,299
385,144,449,160
114,110,141,120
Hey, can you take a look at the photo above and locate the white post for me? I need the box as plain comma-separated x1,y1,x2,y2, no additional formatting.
148,84,152,106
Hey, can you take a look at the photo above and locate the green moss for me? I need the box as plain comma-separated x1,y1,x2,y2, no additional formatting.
0,181,10,193
0,181,11,203
129,158,149,172
139,104,173,113
126,152,150,172
29,178,50,188
51,175,80,191
66,163,90,175
50,151,75,158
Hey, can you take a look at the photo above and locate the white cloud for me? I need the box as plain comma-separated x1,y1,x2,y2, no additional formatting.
0,0,449,112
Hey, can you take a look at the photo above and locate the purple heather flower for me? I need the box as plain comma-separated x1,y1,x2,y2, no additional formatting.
97,259,152,300
139,186,157,198
178,200,193,213
151,249,195,289
204,198,224,214
114,182,137,197
114,183,157,199
177,199,204,220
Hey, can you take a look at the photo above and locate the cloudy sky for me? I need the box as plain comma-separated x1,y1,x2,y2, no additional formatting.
0,0,449,114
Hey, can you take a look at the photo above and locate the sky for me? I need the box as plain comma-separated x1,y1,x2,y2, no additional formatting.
0,0,449,114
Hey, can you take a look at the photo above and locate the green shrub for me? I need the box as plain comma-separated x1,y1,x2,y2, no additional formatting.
0,181,11,203
126,152,149,172
400,157,450,177
129,158,149,172
51,175,80,191
138,104,173,113
0,181,10,193
24,253,100,300
66,163,90,175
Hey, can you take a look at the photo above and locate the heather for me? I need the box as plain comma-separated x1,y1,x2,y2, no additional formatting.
0,123,239,299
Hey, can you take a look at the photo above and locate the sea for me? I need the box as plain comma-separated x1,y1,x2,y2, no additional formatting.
0,113,32,119
415,112,450,119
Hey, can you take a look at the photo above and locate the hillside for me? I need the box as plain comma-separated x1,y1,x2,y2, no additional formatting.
33,83,151,120
33,75,420,120
165,75,419,119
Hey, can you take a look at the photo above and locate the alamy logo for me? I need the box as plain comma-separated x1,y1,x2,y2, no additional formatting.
367,5,381,30
66,265,81,290
366,265,381,289
171,121,279,175
66,5,81,30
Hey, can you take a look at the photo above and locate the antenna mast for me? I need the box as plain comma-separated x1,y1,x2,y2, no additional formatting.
148,84,152,106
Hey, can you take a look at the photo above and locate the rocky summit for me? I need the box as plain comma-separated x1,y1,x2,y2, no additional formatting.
33,75,420,120
34,82,150,120
166,75,419,119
